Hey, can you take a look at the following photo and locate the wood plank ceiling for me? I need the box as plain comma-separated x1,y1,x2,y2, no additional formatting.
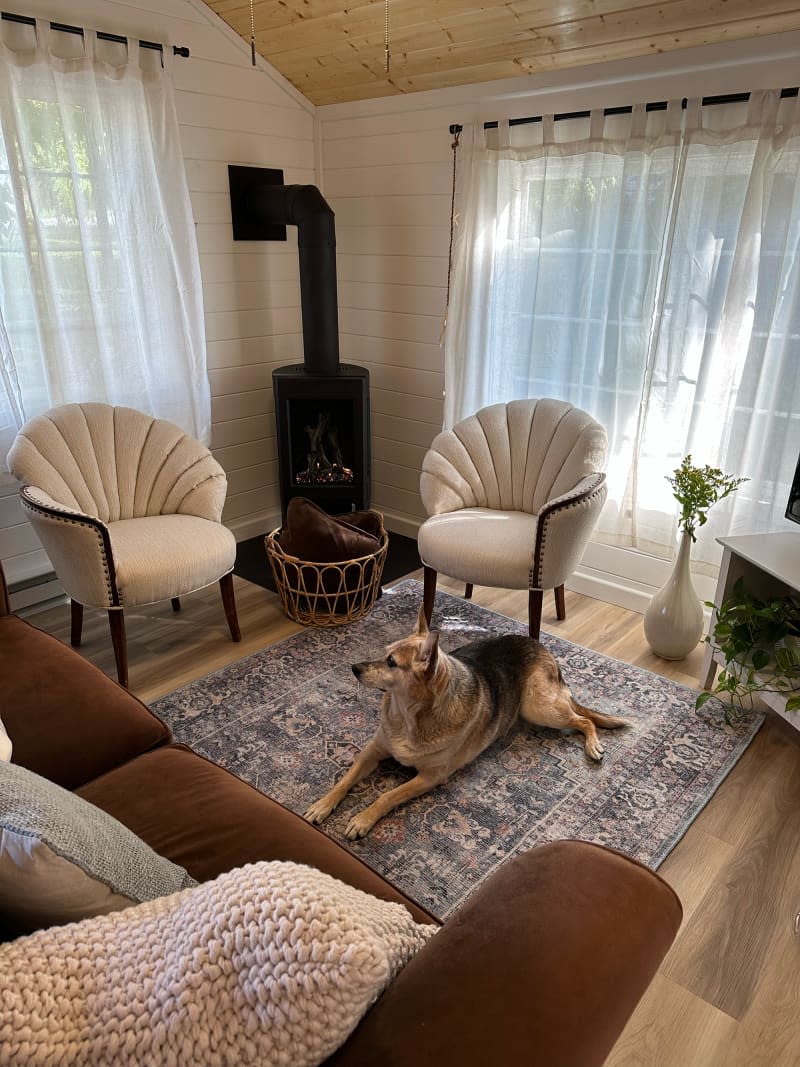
202,0,800,106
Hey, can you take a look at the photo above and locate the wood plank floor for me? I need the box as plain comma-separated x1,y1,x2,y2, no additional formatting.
23,569,800,1067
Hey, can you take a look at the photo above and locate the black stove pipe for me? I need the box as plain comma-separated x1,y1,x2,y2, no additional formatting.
249,184,340,376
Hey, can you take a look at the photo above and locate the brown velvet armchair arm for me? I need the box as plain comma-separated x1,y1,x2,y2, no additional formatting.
328,839,681,1067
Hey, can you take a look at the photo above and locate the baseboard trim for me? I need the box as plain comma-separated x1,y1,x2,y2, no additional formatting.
227,510,282,543
567,567,652,614
13,580,66,616
377,510,425,541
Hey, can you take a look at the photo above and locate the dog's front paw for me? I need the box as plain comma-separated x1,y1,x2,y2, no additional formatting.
344,809,377,840
585,739,605,762
305,796,337,825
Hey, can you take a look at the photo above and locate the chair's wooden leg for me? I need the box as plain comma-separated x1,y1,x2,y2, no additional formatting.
220,572,241,642
423,566,437,625
171,597,181,612
464,583,474,600
70,600,83,647
528,589,544,641
107,609,128,688
555,584,566,621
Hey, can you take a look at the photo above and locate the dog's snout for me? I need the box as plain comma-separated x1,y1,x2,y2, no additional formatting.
352,663,363,678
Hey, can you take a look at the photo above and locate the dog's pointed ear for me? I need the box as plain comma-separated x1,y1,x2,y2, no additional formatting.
415,604,430,635
415,629,440,676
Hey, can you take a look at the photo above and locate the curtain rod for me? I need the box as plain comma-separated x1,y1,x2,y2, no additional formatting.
449,87,800,135
1,11,190,58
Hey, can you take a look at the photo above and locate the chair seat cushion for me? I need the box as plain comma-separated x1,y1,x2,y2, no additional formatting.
417,508,538,589
109,514,236,606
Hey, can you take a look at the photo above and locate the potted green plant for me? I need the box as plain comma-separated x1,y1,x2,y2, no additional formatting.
697,577,800,717
644,456,748,660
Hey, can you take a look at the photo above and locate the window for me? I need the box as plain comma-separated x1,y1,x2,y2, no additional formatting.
446,94,800,572
0,22,209,464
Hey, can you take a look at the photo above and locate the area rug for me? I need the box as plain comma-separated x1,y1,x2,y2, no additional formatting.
152,580,763,918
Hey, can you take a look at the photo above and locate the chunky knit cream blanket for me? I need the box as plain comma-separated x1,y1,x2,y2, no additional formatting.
0,860,437,1067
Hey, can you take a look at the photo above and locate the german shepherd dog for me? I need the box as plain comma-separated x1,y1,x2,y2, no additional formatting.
305,605,627,839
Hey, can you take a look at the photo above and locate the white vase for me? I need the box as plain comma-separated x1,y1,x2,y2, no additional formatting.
644,530,704,660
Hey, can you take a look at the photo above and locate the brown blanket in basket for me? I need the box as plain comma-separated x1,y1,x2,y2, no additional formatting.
278,498,383,562
273,498,386,616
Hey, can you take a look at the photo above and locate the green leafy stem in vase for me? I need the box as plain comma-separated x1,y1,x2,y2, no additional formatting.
667,456,748,542
697,577,800,717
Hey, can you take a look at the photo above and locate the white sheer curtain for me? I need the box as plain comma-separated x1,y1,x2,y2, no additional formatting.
0,305,22,459
445,91,800,573
0,19,210,456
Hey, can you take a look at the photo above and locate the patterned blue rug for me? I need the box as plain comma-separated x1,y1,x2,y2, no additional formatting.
152,580,763,918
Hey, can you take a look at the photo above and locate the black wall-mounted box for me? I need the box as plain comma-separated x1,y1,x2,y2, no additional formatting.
228,165,286,241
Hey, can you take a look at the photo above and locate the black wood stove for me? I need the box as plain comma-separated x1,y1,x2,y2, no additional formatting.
272,362,369,519
234,178,370,520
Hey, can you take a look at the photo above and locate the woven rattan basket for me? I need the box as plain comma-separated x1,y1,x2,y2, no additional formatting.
265,526,388,626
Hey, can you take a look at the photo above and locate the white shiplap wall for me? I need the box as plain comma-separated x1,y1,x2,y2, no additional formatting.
322,112,453,535
0,0,314,589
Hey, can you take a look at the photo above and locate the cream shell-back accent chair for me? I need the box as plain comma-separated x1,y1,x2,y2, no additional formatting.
418,399,608,639
6,403,241,687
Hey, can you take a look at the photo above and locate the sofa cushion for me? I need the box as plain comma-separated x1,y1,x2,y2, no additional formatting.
77,744,438,926
0,761,196,936
0,860,436,1067
1,614,171,789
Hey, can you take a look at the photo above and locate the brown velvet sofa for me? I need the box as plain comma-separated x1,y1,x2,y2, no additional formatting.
0,560,682,1066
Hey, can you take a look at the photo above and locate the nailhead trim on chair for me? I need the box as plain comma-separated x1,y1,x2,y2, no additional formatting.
20,487,120,608
531,473,607,589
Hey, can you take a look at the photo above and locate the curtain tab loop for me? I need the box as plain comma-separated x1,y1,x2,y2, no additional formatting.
631,102,647,138
665,98,683,134
746,89,766,126
749,88,780,127
85,29,98,63
542,114,555,145
683,98,701,132
589,109,604,141
34,18,52,56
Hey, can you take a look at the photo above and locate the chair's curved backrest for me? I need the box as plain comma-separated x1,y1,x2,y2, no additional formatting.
6,403,227,522
421,399,607,516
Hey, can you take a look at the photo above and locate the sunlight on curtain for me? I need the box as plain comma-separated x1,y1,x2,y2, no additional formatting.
445,92,800,573
0,19,210,444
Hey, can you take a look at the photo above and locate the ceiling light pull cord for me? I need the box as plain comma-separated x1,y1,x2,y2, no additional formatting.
384,0,390,74
440,124,462,346
249,0,256,66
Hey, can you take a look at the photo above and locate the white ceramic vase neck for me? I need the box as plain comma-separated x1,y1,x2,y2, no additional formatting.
644,530,704,661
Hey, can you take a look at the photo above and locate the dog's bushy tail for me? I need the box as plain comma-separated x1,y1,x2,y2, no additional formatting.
572,700,628,730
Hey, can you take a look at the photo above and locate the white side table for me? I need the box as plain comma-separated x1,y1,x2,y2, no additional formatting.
701,531,800,728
